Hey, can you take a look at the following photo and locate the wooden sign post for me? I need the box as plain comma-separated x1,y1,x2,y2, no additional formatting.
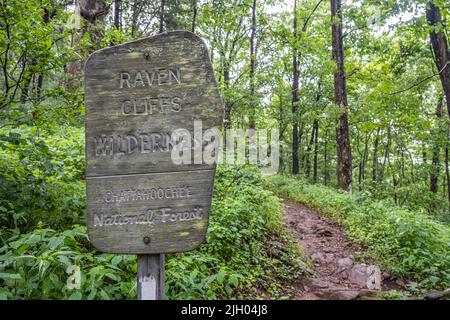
84,31,223,300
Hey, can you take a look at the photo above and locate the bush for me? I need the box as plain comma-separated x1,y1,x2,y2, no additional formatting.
0,226,136,300
266,175,450,291
0,165,304,299
0,127,85,234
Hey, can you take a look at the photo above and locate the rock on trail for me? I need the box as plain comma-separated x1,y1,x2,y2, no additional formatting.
282,200,403,300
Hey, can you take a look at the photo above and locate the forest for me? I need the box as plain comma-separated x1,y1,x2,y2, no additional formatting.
0,0,449,300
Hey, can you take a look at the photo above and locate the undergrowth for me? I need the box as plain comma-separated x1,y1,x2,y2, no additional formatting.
0,128,304,301
266,175,450,291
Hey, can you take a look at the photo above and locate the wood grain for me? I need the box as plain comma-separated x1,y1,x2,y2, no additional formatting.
85,31,222,177
85,31,223,254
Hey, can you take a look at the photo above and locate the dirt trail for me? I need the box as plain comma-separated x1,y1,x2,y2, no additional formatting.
283,200,403,300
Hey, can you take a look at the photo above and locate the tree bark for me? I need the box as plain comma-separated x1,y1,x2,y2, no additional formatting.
223,68,231,130
427,2,450,116
191,0,197,33
313,120,319,183
331,0,352,191
305,122,316,177
380,123,391,184
372,127,380,184
446,145,450,208
278,92,285,173
249,0,257,129
431,97,443,193
65,0,109,91
114,0,121,29
20,58,32,103
159,0,165,33
446,104,450,209
292,0,300,174
131,1,139,37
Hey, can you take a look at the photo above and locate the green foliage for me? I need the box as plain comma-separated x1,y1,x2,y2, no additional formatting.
376,290,410,300
0,226,136,300
1,0,449,301
0,0,72,109
0,127,85,233
0,165,304,300
267,175,450,291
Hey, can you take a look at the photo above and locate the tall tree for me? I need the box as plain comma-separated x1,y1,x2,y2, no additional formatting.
65,0,110,91
331,0,352,191
114,0,121,29
426,1,450,116
191,0,197,33
426,1,450,209
430,97,443,193
249,0,257,129
372,127,380,184
0,0,59,108
313,119,319,183
446,136,450,208
291,0,300,174
159,0,165,33
202,1,248,131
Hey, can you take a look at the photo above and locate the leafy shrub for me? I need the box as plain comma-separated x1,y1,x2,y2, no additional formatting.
266,175,450,290
0,127,85,234
0,226,136,300
0,165,304,299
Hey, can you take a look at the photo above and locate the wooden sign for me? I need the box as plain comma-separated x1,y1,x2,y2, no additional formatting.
85,31,222,254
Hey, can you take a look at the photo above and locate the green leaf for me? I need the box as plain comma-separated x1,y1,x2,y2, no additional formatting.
229,274,239,287
216,269,226,283
111,256,122,266
87,287,97,300
48,237,64,250
0,273,22,280
68,291,82,300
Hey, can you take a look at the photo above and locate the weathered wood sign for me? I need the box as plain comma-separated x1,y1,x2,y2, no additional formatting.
85,31,222,254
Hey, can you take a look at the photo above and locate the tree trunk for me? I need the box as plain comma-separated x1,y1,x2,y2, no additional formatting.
298,121,305,170
65,0,109,91
191,0,197,33
292,0,300,174
431,97,443,193
313,120,319,183
131,1,139,37
446,145,450,208
20,58,32,103
446,104,450,209
305,122,316,177
223,68,231,130
372,127,380,184
380,123,391,184
359,132,369,191
331,0,352,191
159,0,165,33
390,146,398,205
249,0,257,129
427,2,450,116
278,93,285,173
114,0,120,29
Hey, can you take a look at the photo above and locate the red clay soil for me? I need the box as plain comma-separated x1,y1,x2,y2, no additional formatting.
283,200,405,300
